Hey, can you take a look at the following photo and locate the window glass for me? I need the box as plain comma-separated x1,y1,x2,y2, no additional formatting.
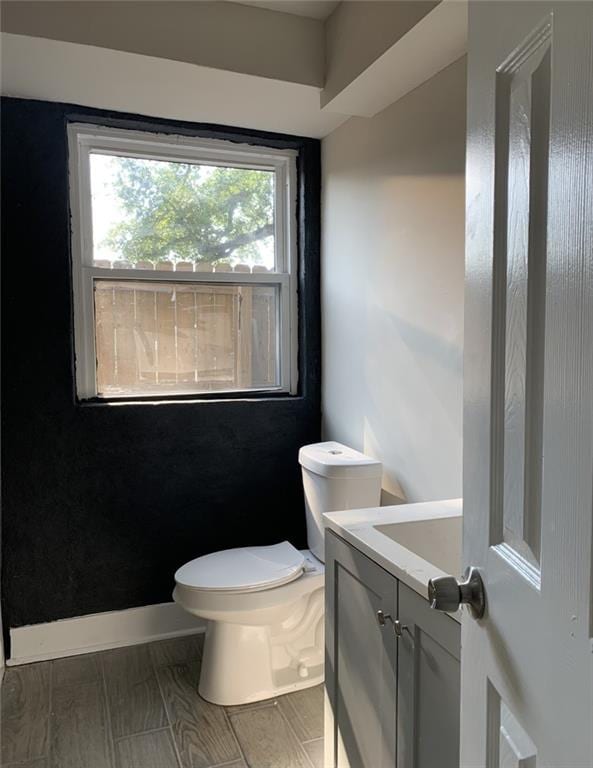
90,154,276,273
94,280,279,396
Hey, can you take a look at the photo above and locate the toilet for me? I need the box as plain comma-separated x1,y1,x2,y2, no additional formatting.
173,441,382,706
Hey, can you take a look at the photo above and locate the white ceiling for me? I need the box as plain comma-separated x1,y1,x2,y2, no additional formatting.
233,1,340,20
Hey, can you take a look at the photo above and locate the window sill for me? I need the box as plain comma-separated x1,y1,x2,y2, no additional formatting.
76,390,304,407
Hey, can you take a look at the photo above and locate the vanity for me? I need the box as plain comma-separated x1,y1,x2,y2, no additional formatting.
323,499,462,768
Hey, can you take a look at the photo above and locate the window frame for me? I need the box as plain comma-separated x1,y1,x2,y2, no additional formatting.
68,122,298,401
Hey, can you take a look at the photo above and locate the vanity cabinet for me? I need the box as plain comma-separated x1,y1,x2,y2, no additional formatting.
396,580,461,767
325,530,461,768
325,529,398,768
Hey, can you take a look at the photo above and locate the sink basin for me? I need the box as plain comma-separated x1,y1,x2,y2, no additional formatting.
374,516,462,576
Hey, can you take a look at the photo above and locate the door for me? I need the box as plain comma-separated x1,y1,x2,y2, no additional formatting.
463,2,593,766
325,530,397,768
397,583,461,768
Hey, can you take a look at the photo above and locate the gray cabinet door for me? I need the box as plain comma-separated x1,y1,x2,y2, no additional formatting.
325,530,398,768
397,582,461,768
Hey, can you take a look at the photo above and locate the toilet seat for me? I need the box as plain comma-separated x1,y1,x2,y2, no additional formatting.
174,541,306,594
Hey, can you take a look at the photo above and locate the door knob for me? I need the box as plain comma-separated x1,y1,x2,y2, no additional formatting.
427,566,485,619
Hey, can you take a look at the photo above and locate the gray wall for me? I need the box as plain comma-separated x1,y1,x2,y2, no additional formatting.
321,58,466,503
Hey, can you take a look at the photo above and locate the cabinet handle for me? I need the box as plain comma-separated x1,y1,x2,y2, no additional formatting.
377,611,409,638
393,620,409,638
376,610,393,627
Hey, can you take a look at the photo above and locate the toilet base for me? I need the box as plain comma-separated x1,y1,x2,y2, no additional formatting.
197,594,324,706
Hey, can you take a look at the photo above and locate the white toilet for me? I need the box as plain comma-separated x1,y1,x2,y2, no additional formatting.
173,441,382,706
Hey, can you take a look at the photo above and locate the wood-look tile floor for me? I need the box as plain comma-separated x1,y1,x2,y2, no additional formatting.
0,635,324,768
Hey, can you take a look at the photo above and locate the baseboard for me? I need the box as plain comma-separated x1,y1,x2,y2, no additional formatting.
8,602,206,666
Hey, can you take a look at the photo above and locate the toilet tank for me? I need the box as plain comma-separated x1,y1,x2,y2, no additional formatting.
298,441,382,562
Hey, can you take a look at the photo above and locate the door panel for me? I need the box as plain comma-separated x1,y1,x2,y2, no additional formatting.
464,2,593,766
397,583,461,768
497,17,551,572
325,531,397,768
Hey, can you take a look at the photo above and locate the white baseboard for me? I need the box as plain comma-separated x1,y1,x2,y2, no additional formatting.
8,602,206,666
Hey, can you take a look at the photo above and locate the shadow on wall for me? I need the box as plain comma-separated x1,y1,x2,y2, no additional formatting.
363,309,463,503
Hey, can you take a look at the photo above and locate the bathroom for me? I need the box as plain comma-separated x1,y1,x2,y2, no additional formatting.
1,2,592,767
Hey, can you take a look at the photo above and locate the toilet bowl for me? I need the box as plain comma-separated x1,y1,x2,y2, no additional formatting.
173,441,382,706
174,544,324,705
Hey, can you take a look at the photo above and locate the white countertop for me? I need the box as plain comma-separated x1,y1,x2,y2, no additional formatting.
323,498,463,623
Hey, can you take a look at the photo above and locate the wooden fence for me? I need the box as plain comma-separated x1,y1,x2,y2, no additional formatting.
94,272,277,395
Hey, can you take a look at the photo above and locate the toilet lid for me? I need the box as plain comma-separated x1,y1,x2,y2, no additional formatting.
174,541,306,593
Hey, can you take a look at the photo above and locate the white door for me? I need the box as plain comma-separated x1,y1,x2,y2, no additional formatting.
462,1,593,766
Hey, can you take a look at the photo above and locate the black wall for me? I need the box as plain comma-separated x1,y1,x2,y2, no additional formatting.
0,98,321,650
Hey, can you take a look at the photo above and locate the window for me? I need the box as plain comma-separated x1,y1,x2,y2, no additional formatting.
68,124,297,399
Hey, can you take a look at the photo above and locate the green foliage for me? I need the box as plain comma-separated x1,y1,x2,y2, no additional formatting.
103,157,274,266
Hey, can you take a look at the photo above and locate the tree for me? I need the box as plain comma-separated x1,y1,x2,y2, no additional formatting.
102,157,274,267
